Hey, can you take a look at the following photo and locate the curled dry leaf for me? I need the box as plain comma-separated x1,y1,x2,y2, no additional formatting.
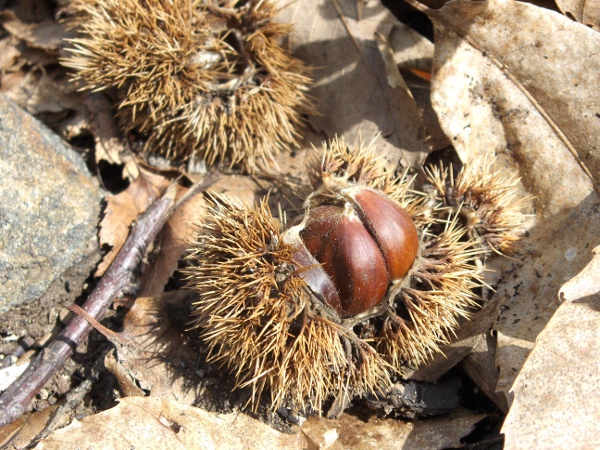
34,396,309,450
276,0,430,166
502,246,600,450
422,0,600,400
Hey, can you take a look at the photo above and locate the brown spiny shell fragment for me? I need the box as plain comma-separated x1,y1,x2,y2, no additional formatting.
425,159,529,255
63,0,314,172
185,136,528,415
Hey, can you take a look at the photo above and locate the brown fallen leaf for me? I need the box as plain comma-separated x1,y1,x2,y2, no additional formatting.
34,396,310,450
555,0,600,30
0,11,70,51
96,168,171,276
73,285,490,448
276,0,430,167
82,93,135,173
389,21,433,73
103,292,205,405
1,67,81,115
0,404,60,449
427,0,600,191
502,246,600,449
301,408,488,450
137,187,207,297
386,21,451,152
416,0,600,402
0,35,22,72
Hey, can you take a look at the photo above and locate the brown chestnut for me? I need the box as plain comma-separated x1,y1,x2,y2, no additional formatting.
298,187,419,317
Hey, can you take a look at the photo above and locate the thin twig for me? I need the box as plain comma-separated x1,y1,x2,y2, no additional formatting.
0,175,216,428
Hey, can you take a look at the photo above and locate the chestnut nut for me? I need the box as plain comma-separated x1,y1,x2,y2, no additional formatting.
296,187,419,317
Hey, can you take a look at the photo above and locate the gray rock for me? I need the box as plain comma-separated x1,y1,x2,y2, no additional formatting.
0,94,102,314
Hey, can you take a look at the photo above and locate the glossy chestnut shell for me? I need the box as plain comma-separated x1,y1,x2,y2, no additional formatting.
298,187,419,317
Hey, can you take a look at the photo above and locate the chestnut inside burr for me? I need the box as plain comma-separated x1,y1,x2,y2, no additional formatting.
299,189,419,317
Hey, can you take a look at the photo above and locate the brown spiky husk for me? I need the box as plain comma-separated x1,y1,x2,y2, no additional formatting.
425,160,528,255
308,136,486,369
185,138,526,413
374,215,484,368
185,194,390,412
64,0,313,171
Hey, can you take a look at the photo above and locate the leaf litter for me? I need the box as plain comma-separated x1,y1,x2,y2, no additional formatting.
0,0,599,447
502,246,600,449
413,0,600,443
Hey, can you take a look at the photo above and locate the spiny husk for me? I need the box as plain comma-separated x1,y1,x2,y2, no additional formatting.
425,159,528,255
185,138,526,414
375,215,485,368
307,135,395,192
185,194,390,412
307,136,432,226
64,0,313,171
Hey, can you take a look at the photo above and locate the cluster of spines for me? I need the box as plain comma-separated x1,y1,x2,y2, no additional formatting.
185,194,389,411
64,0,313,171
425,160,527,255
185,137,526,413
311,137,487,368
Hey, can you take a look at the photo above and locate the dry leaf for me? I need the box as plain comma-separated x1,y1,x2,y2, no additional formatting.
0,405,60,449
555,0,600,30
103,292,205,405
389,21,433,73
301,409,488,450
103,293,489,448
0,36,22,72
0,11,69,51
424,0,600,399
34,396,309,450
428,0,600,190
2,68,80,115
96,169,170,276
460,333,510,412
276,0,430,166
502,246,600,449
82,93,134,171
387,22,451,151
137,189,206,297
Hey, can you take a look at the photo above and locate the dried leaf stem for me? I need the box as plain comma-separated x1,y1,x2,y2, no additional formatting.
0,176,215,428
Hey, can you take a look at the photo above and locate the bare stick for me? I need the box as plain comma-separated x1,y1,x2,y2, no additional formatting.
0,176,215,427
